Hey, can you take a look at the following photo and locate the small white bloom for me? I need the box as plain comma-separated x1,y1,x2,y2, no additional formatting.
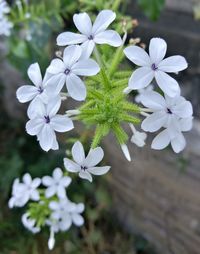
64,141,110,182
42,168,71,199
135,84,154,103
57,10,122,58
48,227,55,250
26,97,74,152
16,63,53,118
130,124,147,147
124,38,188,97
120,144,131,161
46,45,100,101
151,117,193,153
8,173,41,208
0,0,10,19
0,17,13,36
22,213,41,234
140,91,193,133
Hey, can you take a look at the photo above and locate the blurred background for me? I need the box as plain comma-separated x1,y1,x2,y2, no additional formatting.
0,0,200,253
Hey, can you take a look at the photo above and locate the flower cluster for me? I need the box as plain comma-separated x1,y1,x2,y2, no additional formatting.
12,9,193,250
0,0,13,36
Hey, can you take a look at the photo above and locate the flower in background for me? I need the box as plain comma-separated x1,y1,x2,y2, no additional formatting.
42,168,71,198
26,97,74,152
22,213,41,234
124,38,188,97
8,173,41,208
135,84,154,104
57,10,122,58
46,45,100,101
0,0,13,36
0,0,10,19
64,141,110,182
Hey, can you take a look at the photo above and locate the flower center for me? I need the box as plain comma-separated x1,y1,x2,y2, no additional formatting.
151,63,158,71
38,86,43,94
88,35,94,40
81,166,87,171
167,108,172,114
44,115,50,123
64,68,71,75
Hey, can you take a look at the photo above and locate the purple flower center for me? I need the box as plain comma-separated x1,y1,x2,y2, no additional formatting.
88,35,94,40
167,108,172,114
38,86,43,94
64,68,71,75
81,166,87,171
44,115,50,123
151,63,158,71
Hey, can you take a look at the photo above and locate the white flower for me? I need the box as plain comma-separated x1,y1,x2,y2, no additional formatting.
46,45,100,101
0,17,13,36
124,38,188,97
56,10,122,58
0,0,10,19
152,117,193,153
8,173,41,208
16,63,52,118
42,168,71,199
64,141,110,182
129,124,147,147
22,213,41,234
49,198,85,231
120,144,131,161
26,97,74,151
135,84,154,103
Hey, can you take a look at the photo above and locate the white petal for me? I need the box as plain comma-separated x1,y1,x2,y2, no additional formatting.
23,173,32,185
56,32,87,46
124,46,151,66
149,38,167,64
47,59,65,74
60,176,72,187
140,91,166,110
151,129,170,150
26,118,44,136
27,63,42,87
72,141,85,164
171,133,186,153
121,144,131,161
63,45,82,67
173,100,193,118
50,115,74,132
84,147,104,167
158,56,188,73
38,125,55,152
45,186,56,198
78,171,93,182
31,178,41,188
60,217,72,231
53,168,63,180
92,10,116,34
142,111,168,132
94,30,122,47
128,67,154,90
52,135,59,151
155,70,180,97
42,176,54,186
66,74,86,101
30,190,40,201
46,96,61,117
76,203,85,213
16,85,38,103
57,186,66,199
49,201,59,210
64,158,80,172
80,40,95,59
73,12,92,36
72,214,84,226
72,59,100,76
46,74,66,94
180,117,193,132
87,166,110,175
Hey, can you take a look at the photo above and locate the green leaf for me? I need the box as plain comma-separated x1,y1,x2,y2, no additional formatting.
137,0,165,21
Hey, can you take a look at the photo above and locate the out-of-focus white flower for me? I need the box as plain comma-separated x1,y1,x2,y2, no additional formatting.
0,0,10,19
8,173,41,208
46,45,100,101
57,10,122,59
22,213,41,234
64,141,110,182
130,124,147,147
0,18,13,36
42,168,71,198
26,97,74,152
135,84,154,104
124,38,188,97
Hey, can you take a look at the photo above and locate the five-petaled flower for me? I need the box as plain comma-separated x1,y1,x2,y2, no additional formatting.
124,38,188,97
56,10,122,59
64,141,110,182
26,97,74,151
42,168,71,199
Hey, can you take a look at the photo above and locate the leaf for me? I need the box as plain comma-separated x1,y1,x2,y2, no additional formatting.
137,0,165,21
